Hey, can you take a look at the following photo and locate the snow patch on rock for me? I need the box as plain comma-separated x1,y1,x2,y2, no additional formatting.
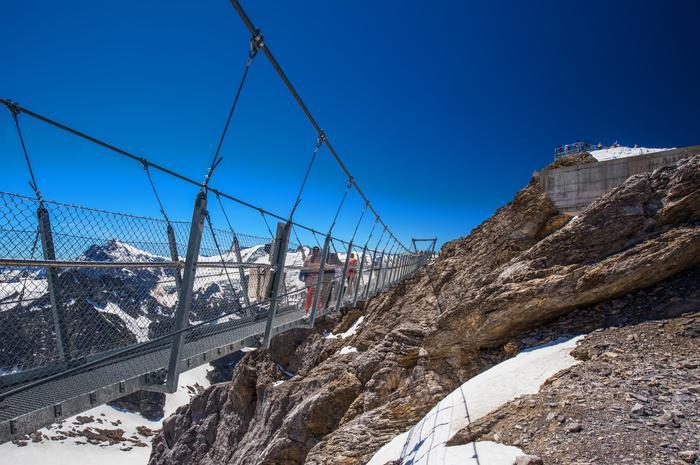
324,316,364,339
1,364,211,465
339,346,358,355
368,335,584,465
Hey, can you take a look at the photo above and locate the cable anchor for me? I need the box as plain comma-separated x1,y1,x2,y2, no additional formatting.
6,100,20,117
250,29,264,58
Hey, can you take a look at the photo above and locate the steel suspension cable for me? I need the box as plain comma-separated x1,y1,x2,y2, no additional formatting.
260,210,275,239
204,40,259,188
311,231,322,249
291,224,306,260
228,0,411,253
7,102,42,199
289,134,324,220
215,192,238,239
363,217,380,248
350,202,368,244
374,226,388,253
205,214,244,311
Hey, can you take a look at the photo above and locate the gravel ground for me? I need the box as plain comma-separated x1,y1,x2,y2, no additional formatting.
449,311,700,465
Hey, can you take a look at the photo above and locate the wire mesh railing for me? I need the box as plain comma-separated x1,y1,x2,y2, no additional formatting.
0,191,430,392
0,192,429,443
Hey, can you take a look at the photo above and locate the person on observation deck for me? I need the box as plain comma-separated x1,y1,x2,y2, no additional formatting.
346,252,359,292
302,246,321,315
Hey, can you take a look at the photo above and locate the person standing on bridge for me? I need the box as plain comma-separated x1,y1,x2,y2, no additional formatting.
302,246,322,315
346,253,359,292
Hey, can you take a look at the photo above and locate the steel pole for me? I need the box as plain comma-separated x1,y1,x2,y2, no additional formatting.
37,205,69,362
262,221,291,347
372,249,386,295
334,240,353,313
308,234,330,326
363,249,377,299
230,234,251,308
352,246,367,307
166,223,183,296
165,190,207,393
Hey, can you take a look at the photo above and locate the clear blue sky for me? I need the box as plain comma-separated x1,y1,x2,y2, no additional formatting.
2,0,699,249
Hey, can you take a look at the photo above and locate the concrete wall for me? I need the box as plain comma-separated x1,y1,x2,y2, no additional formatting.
534,146,700,214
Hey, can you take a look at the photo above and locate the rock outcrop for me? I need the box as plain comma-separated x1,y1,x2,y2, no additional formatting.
149,156,699,465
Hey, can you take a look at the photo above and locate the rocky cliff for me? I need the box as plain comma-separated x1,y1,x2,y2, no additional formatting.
149,156,699,465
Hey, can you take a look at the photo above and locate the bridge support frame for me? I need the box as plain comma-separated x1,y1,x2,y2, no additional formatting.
37,204,70,362
231,233,251,309
391,254,403,284
334,240,353,313
373,250,386,296
166,223,183,296
262,221,291,348
308,233,331,326
363,249,376,299
352,246,367,307
164,190,207,393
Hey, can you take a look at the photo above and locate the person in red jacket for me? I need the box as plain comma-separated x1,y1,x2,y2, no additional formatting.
346,253,359,293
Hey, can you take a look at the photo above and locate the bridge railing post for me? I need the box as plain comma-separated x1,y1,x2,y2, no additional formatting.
308,234,330,326
392,254,403,284
165,222,183,296
37,204,70,363
363,249,376,300
407,255,416,277
334,240,353,313
393,254,403,284
352,246,367,307
372,250,385,296
386,253,395,286
164,189,207,393
262,221,291,348
231,233,251,309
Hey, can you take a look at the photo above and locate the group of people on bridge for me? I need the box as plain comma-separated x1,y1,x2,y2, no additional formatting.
300,247,359,314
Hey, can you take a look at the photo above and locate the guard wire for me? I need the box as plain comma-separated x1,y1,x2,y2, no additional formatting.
142,163,171,224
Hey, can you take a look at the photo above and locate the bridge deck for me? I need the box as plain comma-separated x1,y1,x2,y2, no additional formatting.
0,304,312,442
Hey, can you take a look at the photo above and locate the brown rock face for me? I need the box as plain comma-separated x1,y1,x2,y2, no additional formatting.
149,156,699,465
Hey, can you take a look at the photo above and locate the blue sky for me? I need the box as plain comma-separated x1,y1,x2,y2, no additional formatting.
2,0,699,249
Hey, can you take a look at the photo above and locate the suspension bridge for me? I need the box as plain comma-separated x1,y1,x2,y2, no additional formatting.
0,1,434,443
